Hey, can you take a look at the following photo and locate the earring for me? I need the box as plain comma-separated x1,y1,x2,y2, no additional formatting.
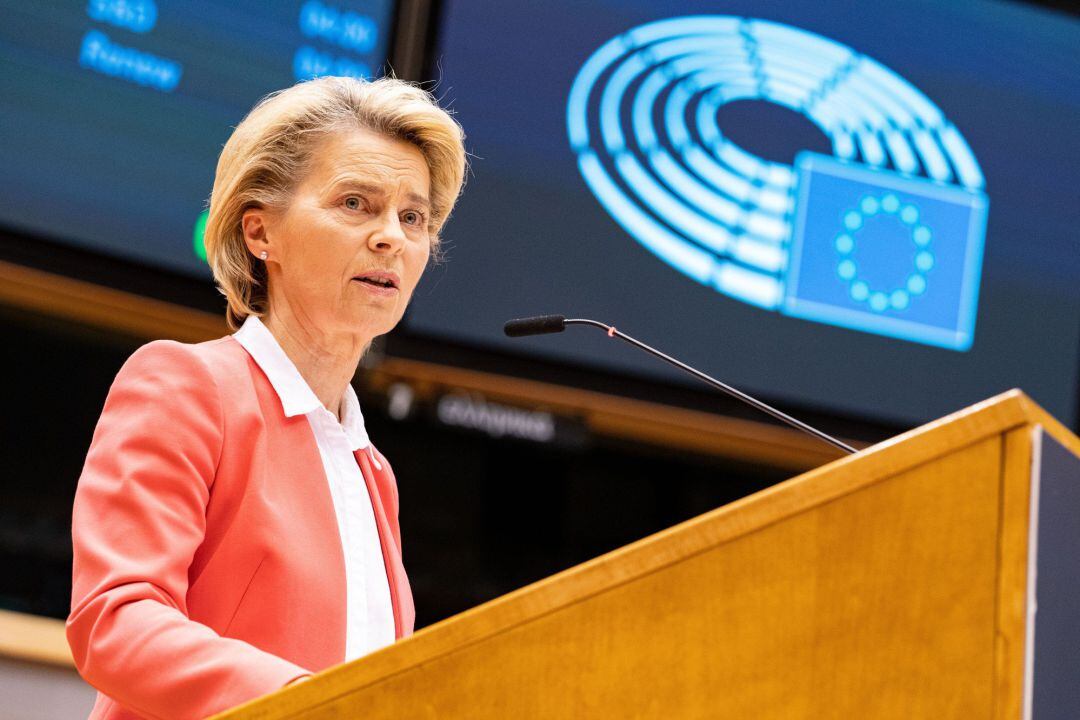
259,251,268,260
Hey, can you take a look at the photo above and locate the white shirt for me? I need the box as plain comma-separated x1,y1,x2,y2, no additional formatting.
233,315,395,661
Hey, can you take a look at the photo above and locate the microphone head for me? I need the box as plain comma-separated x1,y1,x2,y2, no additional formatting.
503,315,567,337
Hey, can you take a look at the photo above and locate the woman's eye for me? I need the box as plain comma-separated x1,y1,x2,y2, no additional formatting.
402,211,423,226
344,196,362,210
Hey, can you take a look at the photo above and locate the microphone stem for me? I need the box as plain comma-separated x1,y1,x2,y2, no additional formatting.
564,319,858,456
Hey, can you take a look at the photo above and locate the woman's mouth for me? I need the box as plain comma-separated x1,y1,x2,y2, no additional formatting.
352,271,400,295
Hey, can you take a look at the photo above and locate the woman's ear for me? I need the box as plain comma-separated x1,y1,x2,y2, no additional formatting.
241,207,273,261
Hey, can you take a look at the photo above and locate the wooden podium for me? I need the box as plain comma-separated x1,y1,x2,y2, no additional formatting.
215,390,1079,720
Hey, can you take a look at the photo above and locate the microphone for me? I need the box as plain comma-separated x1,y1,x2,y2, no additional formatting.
504,314,567,337
503,315,857,456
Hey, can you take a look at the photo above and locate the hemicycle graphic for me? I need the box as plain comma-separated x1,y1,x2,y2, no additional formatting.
567,16,988,350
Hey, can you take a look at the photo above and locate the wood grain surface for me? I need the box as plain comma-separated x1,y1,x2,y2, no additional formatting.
0,609,73,667
214,390,1072,720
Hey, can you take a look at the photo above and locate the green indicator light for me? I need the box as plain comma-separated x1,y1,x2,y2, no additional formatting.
193,209,209,262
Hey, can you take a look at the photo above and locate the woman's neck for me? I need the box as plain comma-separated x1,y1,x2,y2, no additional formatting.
261,308,369,422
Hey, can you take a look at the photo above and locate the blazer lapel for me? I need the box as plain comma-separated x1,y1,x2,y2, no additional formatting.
355,448,415,638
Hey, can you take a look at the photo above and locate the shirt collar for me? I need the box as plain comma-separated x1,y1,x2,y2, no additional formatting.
233,315,371,451
338,383,371,451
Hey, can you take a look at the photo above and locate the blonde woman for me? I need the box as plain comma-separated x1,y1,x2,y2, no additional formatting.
67,76,466,720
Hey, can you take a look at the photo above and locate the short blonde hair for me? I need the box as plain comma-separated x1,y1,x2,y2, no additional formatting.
204,76,467,330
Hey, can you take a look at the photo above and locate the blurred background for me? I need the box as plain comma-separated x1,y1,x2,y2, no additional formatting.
0,0,1077,716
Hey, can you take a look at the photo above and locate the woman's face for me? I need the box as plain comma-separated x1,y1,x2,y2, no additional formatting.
244,126,433,341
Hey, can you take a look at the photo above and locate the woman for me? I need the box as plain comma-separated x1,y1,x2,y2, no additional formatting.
66,76,467,720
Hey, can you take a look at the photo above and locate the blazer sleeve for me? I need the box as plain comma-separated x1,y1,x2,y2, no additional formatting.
67,340,311,720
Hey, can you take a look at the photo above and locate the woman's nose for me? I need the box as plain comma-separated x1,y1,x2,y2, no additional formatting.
368,211,406,253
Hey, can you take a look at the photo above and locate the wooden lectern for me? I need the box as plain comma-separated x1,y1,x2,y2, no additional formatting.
214,390,1079,719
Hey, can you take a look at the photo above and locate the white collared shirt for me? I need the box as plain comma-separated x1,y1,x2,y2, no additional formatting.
233,315,395,661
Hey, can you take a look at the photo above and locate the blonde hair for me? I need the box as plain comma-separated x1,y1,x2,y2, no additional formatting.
204,76,467,330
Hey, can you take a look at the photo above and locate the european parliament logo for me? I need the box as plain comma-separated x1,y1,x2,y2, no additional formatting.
567,16,989,351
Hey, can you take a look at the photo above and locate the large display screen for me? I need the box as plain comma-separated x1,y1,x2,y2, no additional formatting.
0,0,396,277
407,0,1080,427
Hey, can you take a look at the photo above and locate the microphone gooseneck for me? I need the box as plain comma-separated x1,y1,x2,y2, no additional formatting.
505,315,857,456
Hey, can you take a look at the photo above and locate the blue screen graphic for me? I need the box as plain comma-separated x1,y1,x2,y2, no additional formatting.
786,153,988,350
566,16,990,351
405,0,1080,427
0,0,396,277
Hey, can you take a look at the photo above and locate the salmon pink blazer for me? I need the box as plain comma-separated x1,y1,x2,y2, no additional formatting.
67,335,414,720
